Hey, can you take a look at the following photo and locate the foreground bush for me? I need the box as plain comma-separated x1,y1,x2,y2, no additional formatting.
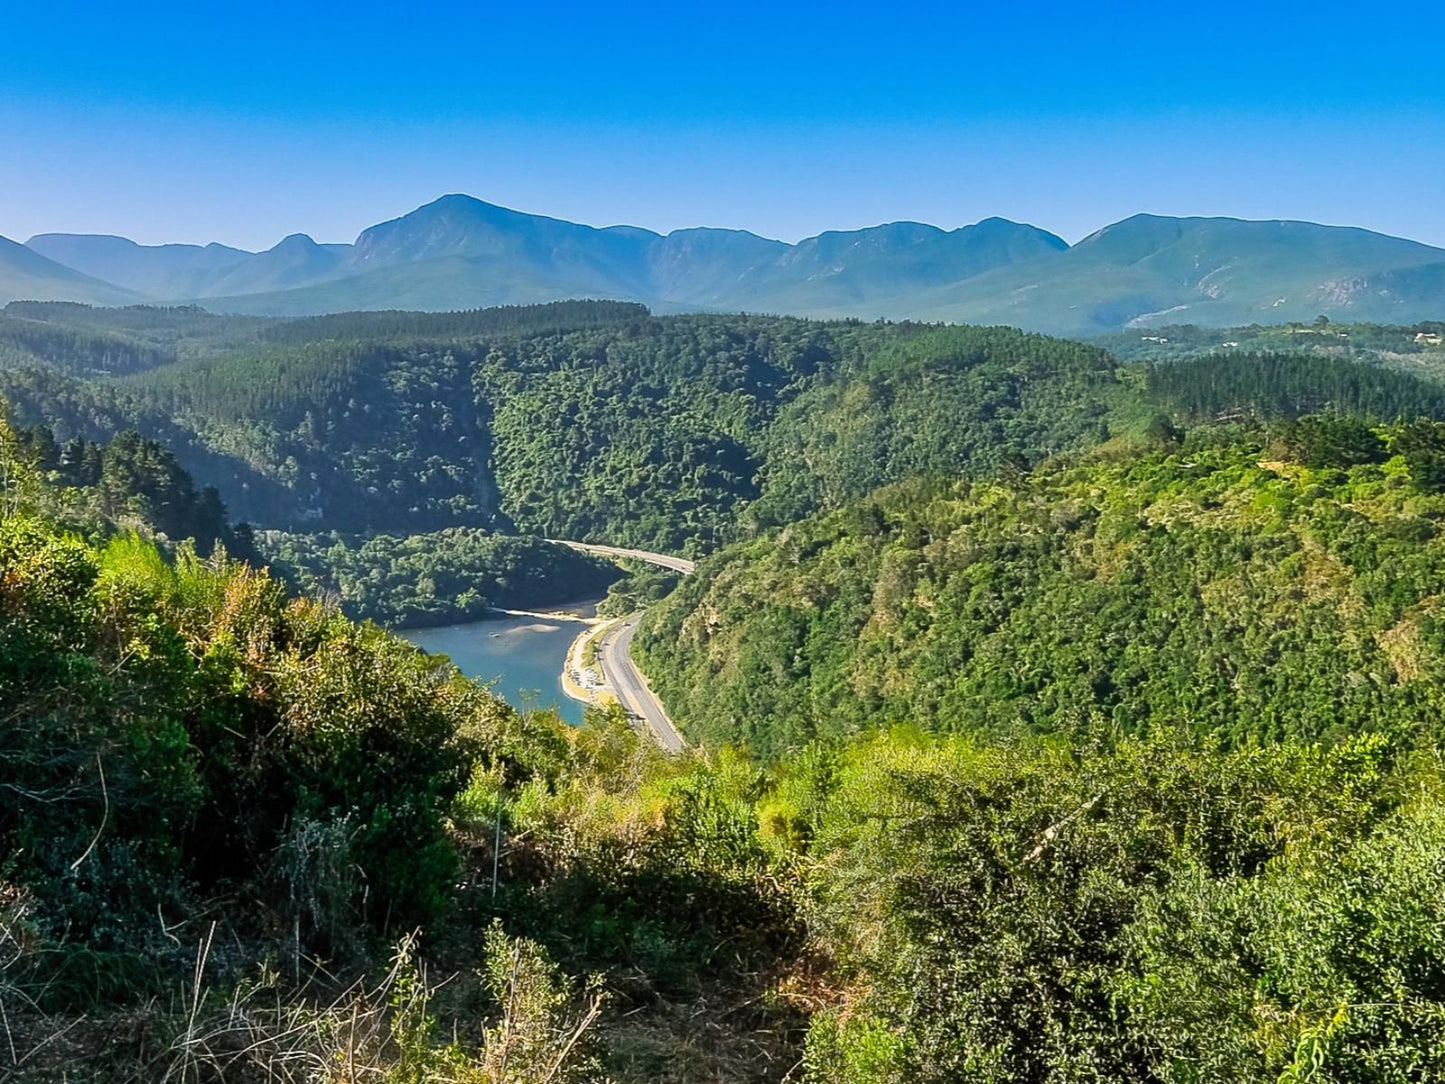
791,731,1445,1083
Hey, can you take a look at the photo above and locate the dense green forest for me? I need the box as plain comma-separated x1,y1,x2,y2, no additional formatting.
0,363,307,520
1147,351,1445,422
637,418,1445,756
127,316,1128,548
6,403,1445,1081
0,314,173,377
7,418,252,557
12,302,1445,560
3,300,272,364
259,526,620,627
256,300,651,344
3,405,621,627
0,302,1139,549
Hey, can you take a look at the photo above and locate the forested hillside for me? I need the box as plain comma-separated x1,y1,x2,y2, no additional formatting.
7,418,252,557
4,300,272,362
638,419,1445,756
1147,351,1445,421
17,302,1445,561
259,526,620,627
0,314,173,376
0,409,809,1081
0,303,1138,551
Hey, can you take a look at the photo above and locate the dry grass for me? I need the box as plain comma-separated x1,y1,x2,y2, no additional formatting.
0,928,607,1084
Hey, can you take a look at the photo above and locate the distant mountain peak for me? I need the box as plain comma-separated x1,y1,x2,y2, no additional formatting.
962,217,1069,249
432,192,493,208
1075,214,1186,255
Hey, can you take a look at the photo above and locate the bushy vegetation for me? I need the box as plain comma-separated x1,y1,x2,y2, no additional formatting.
0,414,797,1080
638,418,1445,756
596,559,682,618
9,528,1445,1082
7,397,1445,1080
790,729,1445,1082
0,510,479,944
259,526,620,627
0,523,801,1077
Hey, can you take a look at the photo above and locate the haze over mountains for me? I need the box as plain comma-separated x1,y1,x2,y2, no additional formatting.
0,235,146,308
9,193,1445,332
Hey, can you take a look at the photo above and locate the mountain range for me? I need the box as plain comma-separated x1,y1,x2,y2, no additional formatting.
8,194,1445,332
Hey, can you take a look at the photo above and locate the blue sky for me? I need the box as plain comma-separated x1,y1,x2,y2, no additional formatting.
3,0,1443,249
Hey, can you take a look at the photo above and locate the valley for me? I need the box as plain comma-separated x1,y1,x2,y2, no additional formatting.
10,5,1445,1078
8,298,1445,1081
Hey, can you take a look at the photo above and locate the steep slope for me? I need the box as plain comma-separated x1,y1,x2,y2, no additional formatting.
109,317,1129,545
1337,259,1445,314
203,208,1445,325
349,194,660,294
643,227,789,306
201,196,679,313
195,254,672,316
636,423,1445,756
7,408,1445,1082
25,233,253,297
0,235,145,305
191,203,1069,317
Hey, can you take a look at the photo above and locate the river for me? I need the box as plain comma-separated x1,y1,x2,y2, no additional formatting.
399,603,597,725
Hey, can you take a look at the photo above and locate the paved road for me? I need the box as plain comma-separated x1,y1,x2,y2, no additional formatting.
546,539,696,575
596,614,687,752
546,537,693,749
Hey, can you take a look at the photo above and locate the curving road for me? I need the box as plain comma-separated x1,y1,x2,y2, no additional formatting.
596,615,687,752
545,539,696,576
545,538,693,750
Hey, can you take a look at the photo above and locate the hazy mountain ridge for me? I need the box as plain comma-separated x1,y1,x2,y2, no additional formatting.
10,197,1445,330
868,214,1445,332
25,233,253,298
0,235,146,307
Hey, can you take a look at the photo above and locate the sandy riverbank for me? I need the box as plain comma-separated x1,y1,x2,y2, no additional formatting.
488,597,604,624
560,616,622,706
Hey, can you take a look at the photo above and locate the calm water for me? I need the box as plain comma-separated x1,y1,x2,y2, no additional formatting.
400,609,593,725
